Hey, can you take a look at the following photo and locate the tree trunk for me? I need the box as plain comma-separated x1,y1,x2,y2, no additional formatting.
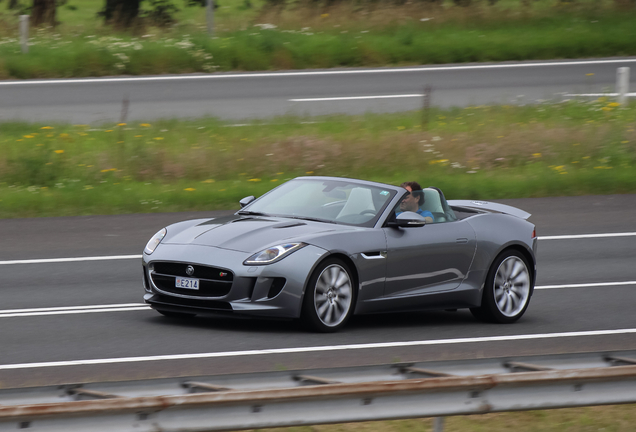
31,0,57,27
102,0,141,28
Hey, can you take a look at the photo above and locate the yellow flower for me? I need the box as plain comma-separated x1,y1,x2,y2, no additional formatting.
16,139,23,142
135,135,143,138
105,130,113,133
40,126,53,130
586,73,594,76
140,123,151,127
40,186,48,190
248,178,261,182
306,171,314,174
601,107,613,112
118,123,127,126
24,135,34,138
533,153,542,158
54,150,64,154
201,179,215,183
608,102,620,107
184,188,196,191
583,156,591,159
60,133,69,138
271,179,278,182
397,126,405,130
277,172,284,175
321,13,329,18
154,137,164,140
621,141,629,144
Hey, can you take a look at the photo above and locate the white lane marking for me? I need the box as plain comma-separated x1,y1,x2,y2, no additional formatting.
0,306,150,318
1,328,635,370
0,303,147,314
290,94,423,102
0,255,141,265
0,232,633,265
0,278,632,318
1,59,635,86
566,93,636,97
539,232,636,240
536,281,636,289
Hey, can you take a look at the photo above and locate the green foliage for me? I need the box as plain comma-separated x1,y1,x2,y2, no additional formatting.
1,12,636,77
0,101,635,217
143,0,180,27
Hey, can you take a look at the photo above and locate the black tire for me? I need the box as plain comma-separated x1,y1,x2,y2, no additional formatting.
301,258,357,332
157,310,196,319
470,250,533,324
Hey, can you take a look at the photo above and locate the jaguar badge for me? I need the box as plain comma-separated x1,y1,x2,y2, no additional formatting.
186,265,195,276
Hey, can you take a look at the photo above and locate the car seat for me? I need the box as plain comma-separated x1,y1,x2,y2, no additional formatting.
337,187,376,219
421,188,447,223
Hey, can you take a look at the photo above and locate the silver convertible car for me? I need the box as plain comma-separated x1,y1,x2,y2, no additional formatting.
142,176,537,332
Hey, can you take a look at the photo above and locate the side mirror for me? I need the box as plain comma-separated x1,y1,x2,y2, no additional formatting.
239,196,255,208
392,211,427,228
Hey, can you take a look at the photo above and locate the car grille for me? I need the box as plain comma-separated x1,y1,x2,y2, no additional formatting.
150,261,233,298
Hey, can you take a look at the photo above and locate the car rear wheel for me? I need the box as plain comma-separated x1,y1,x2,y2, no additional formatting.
302,258,356,332
471,250,533,324
157,310,196,319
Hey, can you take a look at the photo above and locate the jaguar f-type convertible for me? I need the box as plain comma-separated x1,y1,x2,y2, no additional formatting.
142,176,537,332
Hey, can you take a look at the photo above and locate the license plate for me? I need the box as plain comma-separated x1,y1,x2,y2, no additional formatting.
175,277,199,290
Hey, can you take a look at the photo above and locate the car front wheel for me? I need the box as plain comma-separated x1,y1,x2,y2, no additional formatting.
471,250,533,323
302,258,356,332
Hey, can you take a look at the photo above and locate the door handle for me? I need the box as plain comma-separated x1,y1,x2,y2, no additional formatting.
456,238,468,244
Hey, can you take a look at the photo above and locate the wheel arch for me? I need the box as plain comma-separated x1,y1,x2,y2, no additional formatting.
301,252,360,300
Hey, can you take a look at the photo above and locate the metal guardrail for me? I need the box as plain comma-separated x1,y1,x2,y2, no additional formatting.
1,351,635,431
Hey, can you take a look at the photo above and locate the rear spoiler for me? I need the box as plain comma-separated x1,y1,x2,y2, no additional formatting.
448,200,531,220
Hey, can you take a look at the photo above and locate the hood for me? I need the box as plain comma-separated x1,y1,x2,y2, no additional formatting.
163,214,349,253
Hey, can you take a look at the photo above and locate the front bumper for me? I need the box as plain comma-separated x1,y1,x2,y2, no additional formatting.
142,243,329,318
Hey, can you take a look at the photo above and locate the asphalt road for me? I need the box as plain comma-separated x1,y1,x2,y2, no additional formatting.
0,194,635,389
1,58,635,124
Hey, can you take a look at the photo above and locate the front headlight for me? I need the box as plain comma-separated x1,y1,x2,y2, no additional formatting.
244,243,306,265
144,228,167,255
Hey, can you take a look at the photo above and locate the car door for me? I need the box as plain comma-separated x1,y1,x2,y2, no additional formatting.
383,219,476,302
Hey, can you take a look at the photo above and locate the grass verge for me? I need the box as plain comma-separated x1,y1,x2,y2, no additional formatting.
1,99,635,218
1,2,636,78
245,403,636,432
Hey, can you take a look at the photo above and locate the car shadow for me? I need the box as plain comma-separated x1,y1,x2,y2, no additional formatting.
146,308,480,334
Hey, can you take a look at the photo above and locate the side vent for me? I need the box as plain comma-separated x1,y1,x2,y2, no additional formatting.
267,278,287,299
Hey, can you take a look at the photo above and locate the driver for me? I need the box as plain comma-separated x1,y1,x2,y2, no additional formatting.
397,181,434,223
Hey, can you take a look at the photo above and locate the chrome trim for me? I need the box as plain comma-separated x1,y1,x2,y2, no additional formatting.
360,252,387,260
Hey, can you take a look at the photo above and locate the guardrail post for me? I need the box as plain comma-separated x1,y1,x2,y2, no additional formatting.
617,67,629,105
206,0,214,37
433,416,445,432
20,15,29,53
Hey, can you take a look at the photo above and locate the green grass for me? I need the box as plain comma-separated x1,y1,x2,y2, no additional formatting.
1,99,635,218
245,404,636,432
1,1,636,78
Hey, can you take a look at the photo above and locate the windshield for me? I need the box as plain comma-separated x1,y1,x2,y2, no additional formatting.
242,179,396,227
